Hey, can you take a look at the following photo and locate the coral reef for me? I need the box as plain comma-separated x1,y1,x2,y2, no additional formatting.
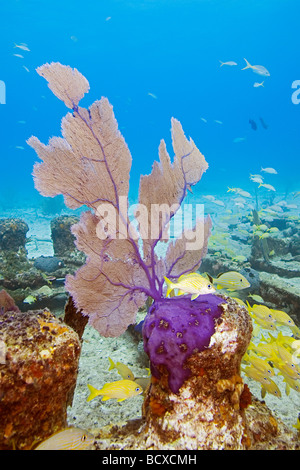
0,289,21,313
0,218,28,252
90,298,299,450
0,218,35,292
25,62,300,450
0,214,86,313
64,295,88,340
0,305,81,449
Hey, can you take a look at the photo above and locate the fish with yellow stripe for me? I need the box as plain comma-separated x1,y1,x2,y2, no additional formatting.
246,302,277,331
206,271,250,291
270,309,296,328
34,427,95,450
164,272,215,300
87,379,143,402
270,309,300,337
243,351,274,377
282,373,300,395
273,343,300,380
243,366,281,398
108,357,135,380
247,340,279,362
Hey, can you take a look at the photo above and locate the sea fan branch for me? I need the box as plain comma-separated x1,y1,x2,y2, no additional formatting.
28,62,211,337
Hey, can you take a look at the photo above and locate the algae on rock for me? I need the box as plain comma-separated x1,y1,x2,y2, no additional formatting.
0,306,81,450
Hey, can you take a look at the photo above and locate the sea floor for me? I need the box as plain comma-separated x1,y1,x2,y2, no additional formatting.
68,321,300,435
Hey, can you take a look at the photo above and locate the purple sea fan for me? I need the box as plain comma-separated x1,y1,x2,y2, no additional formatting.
27,62,211,337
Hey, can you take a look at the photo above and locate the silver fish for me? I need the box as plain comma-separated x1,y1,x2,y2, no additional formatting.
34,427,95,450
242,58,270,77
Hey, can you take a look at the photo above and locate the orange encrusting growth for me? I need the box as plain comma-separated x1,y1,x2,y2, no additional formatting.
149,396,167,417
239,384,252,409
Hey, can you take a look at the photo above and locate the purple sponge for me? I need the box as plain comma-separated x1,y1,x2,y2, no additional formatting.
143,295,226,393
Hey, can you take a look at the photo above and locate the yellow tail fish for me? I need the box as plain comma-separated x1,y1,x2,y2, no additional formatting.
164,273,215,300
87,379,143,402
34,427,95,450
108,357,135,380
207,271,250,291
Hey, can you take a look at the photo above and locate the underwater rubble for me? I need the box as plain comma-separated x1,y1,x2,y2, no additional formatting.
0,215,86,314
202,204,300,323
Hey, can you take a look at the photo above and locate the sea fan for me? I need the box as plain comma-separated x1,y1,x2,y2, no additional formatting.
27,62,211,337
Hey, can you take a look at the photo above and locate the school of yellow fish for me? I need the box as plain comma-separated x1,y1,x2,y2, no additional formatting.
241,300,300,399
84,266,300,427
163,270,300,408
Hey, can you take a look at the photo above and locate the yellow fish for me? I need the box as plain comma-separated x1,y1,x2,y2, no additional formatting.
282,374,300,395
108,357,135,380
34,427,94,450
247,294,264,303
232,255,247,262
243,367,281,398
293,417,300,431
231,297,248,308
247,303,277,331
208,271,250,291
23,295,37,304
241,58,270,77
255,224,269,232
227,187,240,192
247,303,275,322
291,325,300,339
247,341,279,361
259,183,276,192
259,232,270,239
268,331,295,350
164,273,215,300
87,380,143,402
276,361,300,381
273,344,300,380
252,316,277,331
243,352,274,377
269,309,296,328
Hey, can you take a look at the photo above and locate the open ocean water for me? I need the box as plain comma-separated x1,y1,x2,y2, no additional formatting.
0,0,300,207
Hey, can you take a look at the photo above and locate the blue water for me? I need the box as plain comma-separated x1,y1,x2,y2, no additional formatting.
1,0,300,208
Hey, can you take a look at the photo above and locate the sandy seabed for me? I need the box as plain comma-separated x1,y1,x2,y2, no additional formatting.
67,321,300,437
